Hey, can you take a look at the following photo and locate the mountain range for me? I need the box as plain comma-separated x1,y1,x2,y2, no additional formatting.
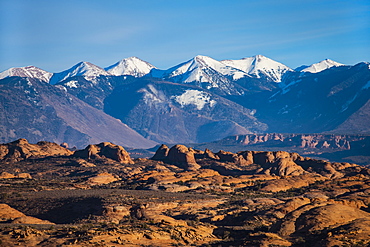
0,55,369,149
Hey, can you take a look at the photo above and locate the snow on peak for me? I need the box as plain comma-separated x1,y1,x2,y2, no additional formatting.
172,89,217,110
300,59,344,73
50,61,111,84
159,55,248,83
105,57,156,77
221,55,293,82
0,66,52,82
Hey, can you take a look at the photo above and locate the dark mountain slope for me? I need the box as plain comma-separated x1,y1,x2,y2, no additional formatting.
0,77,157,149
252,63,370,133
104,78,267,143
54,76,116,110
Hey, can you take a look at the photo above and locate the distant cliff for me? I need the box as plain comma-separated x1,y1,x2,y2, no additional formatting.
193,134,370,166
222,133,363,149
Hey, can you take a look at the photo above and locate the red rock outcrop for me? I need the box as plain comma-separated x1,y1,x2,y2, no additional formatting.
0,172,32,179
151,144,169,160
216,150,250,166
87,172,121,185
275,203,370,237
12,216,55,225
74,142,134,164
0,138,73,161
204,148,219,160
0,204,26,222
0,204,54,224
152,144,201,171
152,144,359,181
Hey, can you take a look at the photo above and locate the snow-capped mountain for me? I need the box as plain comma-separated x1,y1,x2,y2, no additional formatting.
150,55,247,95
221,55,293,82
104,78,267,143
0,66,52,82
154,55,247,81
255,62,370,134
299,59,344,73
105,57,156,77
50,61,111,84
0,76,157,149
1,55,369,146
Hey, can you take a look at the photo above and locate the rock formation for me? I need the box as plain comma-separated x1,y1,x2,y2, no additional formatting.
151,144,169,160
219,133,365,150
0,138,73,161
11,216,55,225
74,142,134,164
152,144,359,186
274,203,370,237
0,172,32,179
0,204,26,222
216,150,250,166
87,172,121,185
153,144,201,171
1,138,370,246
0,204,54,224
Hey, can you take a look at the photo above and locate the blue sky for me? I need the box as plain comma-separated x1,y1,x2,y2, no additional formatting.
0,0,369,72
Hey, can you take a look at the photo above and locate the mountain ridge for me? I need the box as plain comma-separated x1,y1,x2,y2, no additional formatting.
1,55,349,84
0,55,369,150
0,76,157,149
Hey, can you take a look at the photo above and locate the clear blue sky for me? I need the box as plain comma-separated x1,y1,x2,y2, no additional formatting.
1,0,369,72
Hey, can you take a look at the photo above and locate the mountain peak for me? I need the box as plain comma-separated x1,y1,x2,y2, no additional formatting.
189,55,221,68
50,61,110,84
105,57,156,77
0,66,52,82
149,55,247,95
73,61,109,75
252,54,266,60
300,59,344,73
222,55,292,82
194,55,211,60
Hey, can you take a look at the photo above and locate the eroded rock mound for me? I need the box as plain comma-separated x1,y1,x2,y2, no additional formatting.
151,144,362,192
275,203,370,237
0,138,73,161
12,216,55,225
0,172,32,179
74,142,134,164
87,172,121,185
0,204,26,222
0,204,54,224
151,144,169,160
154,144,201,171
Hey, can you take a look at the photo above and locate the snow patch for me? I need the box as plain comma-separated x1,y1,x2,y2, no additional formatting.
172,90,216,110
341,94,358,112
139,84,167,108
66,80,78,88
362,80,370,90
342,80,370,111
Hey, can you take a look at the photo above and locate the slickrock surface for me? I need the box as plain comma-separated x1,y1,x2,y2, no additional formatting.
1,139,370,246
0,204,26,221
87,172,121,185
0,204,54,225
